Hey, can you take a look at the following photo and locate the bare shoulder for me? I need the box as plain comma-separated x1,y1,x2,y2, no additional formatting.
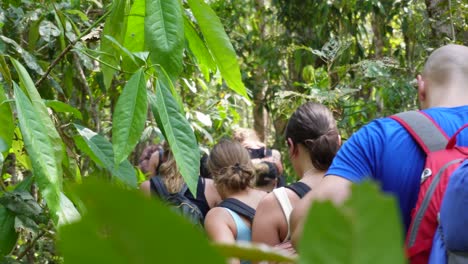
204,178,222,208
140,180,151,196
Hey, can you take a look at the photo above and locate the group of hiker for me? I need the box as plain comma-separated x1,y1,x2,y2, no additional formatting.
138,44,468,264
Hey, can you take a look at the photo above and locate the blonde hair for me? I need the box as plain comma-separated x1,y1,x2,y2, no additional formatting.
233,128,260,143
159,142,185,193
208,139,255,194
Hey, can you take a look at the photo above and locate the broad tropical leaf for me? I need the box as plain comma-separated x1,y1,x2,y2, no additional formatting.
14,84,62,224
74,124,137,188
183,15,216,80
145,0,184,81
57,179,226,264
45,100,83,120
101,0,130,89
299,181,405,264
0,83,14,154
10,58,63,176
112,69,147,164
149,78,199,195
124,0,145,52
187,0,248,98
0,206,16,258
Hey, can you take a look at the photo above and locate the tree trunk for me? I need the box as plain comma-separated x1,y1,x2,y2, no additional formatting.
425,0,453,44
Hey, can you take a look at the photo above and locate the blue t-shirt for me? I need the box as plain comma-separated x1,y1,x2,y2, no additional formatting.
326,106,468,231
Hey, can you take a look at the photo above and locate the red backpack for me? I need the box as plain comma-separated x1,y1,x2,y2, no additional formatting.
391,111,468,263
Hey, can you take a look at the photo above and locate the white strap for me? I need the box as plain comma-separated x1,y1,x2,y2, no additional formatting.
273,187,294,242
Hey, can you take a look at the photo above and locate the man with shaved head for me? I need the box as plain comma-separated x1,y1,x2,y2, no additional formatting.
290,44,468,248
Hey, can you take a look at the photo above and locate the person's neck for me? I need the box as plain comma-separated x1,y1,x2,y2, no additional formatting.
221,188,251,200
426,84,468,108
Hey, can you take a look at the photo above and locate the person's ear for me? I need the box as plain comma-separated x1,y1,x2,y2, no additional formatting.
417,74,426,106
338,135,342,146
287,138,297,157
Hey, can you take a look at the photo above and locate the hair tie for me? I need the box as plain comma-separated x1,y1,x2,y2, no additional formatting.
233,163,242,173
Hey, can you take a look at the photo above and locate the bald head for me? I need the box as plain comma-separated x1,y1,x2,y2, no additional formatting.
423,44,468,88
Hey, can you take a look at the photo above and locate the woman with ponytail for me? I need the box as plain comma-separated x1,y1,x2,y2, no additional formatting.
252,102,341,248
204,140,266,263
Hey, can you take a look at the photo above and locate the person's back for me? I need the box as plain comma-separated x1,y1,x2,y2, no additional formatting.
204,140,266,264
252,102,340,246
290,44,468,254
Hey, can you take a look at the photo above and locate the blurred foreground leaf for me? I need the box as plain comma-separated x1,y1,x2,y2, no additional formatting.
299,181,405,264
57,179,225,264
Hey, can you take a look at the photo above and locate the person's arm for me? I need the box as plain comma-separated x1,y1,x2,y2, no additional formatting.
290,176,352,247
252,193,284,246
204,207,236,243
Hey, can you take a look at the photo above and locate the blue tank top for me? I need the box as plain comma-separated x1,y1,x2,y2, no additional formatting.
225,208,251,241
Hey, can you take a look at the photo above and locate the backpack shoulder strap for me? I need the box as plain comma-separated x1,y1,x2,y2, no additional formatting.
285,182,311,198
272,187,293,242
390,110,449,154
265,148,272,157
218,198,256,222
150,176,170,199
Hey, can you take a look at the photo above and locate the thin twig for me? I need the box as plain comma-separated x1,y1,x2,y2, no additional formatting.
34,8,112,87
16,230,47,261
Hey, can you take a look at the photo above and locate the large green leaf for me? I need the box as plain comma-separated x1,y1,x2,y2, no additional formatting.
145,0,184,81
13,84,62,224
299,181,405,264
112,69,147,165
187,0,248,98
124,0,145,52
183,15,216,80
45,100,83,120
149,78,199,195
100,0,130,89
10,58,63,176
74,124,137,188
57,179,225,264
0,83,14,154
0,206,16,258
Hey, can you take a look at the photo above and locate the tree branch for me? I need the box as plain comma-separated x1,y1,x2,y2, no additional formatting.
34,8,112,87
16,230,47,261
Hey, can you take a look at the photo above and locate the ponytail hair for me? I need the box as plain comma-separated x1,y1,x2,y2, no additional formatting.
285,102,340,171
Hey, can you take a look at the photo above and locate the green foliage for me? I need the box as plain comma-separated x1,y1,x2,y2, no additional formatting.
145,0,184,81
213,242,296,263
57,178,226,264
74,124,137,188
0,206,16,257
0,83,13,154
14,84,62,224
188,0,248,98
149,75,199,195
101,0,130,89
112,69,147,165
299,181,405,264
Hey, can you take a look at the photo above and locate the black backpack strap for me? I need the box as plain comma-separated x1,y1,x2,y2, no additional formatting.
150,176,170,199
265,148,272,157
285,182,311,198
218,198,256,222
390,111,449,154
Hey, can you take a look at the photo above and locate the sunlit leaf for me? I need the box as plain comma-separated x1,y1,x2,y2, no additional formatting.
149,77,199,195
14,84,62,224
57,179,225,264
187,0,248,98
10,58,63,176
112,69,147,164
298,181,405,264
0,83,14,155
145,0,184,81
74,124,137,188
124,0,145,52
183,15,216,80
100,0,130,89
